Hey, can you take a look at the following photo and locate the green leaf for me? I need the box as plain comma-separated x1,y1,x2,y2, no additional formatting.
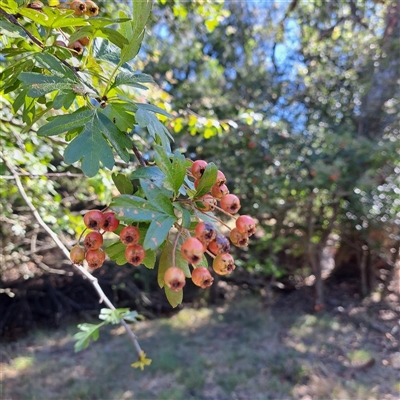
0,18,27,38
112,173,134,195
119,1,152,64
165,286,183,308
111,194,163,222
52,90,76,110
135,105,173,151
173,204,192,229
140,179,174,215
64,117,114,177
34,52,76,80
18,8,54,27
143,215,176,250
98,27,128,48
18,72,76,97
112,71,153,90
73,322,104,352
170,150,187,194
102,103,136,132
88,17,131,28
97,112,131,162
37,109,94,137
129,165,165,181
194,162,218,198
104,241,127,265
142,247,156,269
134,102,172,119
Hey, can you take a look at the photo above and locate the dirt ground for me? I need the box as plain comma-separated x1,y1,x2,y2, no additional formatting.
1,280,399,400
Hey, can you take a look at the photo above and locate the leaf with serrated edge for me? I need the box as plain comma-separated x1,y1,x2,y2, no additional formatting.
140,179,174,215
171,150,186,194
63,119,114,177
194,162,218,198
143,215,176,251
105,241,127,265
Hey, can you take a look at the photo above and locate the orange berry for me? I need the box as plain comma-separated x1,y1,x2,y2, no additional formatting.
208,233,230,255
164,267,186,292
192,267,214,289
229,228,248,247
191,160,208,179
85,0,98,16
83,210,105,231
83,231,103,250
220,194,241,214
85,248,105,269
102,212,119,232
211,183,229,199
212,253,235,275
70,0,86,16
120,226,140,246
181,237,204,265
125,244,146,266
195,222,217,244
236,215,256,237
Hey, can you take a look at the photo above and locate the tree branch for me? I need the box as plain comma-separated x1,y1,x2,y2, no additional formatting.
1,154,144,359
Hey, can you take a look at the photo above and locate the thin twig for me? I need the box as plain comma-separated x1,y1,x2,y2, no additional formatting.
0,172,85,179
1,155,143,358
131,143,148,167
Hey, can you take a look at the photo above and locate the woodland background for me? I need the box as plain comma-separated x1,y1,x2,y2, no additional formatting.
1,1,399,399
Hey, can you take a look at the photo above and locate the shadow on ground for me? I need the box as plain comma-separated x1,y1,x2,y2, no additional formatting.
1,286,399,400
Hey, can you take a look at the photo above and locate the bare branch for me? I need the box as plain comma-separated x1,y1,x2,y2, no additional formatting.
1,154,144,358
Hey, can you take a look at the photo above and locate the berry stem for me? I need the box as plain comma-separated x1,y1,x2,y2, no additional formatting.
213,204,239,220
172,229,182,267
195,207,232,230
78,227,87,243
205,249,216,259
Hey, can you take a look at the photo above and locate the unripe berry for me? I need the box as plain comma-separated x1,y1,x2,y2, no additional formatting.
83,210,105,231
191,267,214,289
125,244,146,266
229,228,249,247
102,212,119,232
68,41,84,55
181,237,204,265
211,183,229,199
212,253,235,275
195,222,217,244
83,231,103,250
70,0,86,16
215,170,226,186
70,245,85,264
85,0,99,16
208,233,230,254
78,36,90,46
198,194,216,211
85,248,105,269
164,266,186,291
120,225,140,246
236,215,256,237
220,194,241,214
191,160,208,179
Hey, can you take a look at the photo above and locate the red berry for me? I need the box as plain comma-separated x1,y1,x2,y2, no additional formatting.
78,36,90,46
212,253,235,275
181,237,204,265
229,228,249,247
125,244,146,266
120,226,140,246
215,170,226,186
70,245,85,264
68,41,84,55
83,231,103,250
85,0,99,16
195,222,217,244
236,215,256,237
192,267,214,289
211,183,229,199
102,212,119,232
70,0,86,15
220,194,241,214
164,267,186,292
198,194,217,211
85,249,105,269
83,210,105,231
208,233,230,255
191,160,208,179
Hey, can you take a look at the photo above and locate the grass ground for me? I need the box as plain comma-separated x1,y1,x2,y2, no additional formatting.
1,292,399,400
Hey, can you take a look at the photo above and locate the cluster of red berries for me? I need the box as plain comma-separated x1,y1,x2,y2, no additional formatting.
163,160,256,294
52,0,99,55
70,210,118,269
70,210,146,270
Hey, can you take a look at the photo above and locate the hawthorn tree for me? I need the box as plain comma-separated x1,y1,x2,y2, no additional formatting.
0,0,257,368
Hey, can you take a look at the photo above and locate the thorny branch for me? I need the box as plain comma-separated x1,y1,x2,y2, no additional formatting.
1,154,144,359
